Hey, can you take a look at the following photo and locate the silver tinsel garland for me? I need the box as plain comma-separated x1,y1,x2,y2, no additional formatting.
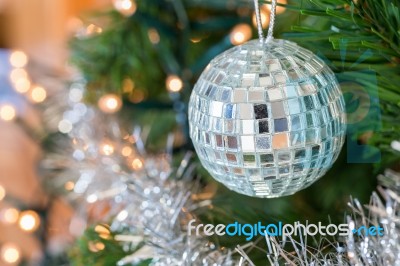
43,78,237,265
256,182,400,265
43,78,400,265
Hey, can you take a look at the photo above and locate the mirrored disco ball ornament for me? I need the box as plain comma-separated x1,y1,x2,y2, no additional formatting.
188,39,346,198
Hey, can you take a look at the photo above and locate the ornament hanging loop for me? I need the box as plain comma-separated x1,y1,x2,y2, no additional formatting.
253,0,264,43
266,0,277,42
253,0,277,43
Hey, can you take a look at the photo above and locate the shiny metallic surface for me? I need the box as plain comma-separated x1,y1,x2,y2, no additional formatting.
189,39,346,198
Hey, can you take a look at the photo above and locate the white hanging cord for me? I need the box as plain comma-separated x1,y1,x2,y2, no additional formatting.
253,0,277,43
266,0,277,42
253,0,264,43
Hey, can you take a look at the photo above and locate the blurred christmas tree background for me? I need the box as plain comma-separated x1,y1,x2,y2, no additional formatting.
0,0,399,265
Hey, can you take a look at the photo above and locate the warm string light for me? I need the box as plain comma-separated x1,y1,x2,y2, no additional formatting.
10,68,28,84
113,0,137,17
0,104,17,122
148,28,160,44
166,75,183,93
190,37,202,43
30,85,47,103
252,5,270,29
129,90,145,103
86,24,103,35
9,61,31,94
100,142,115,156
1,244,20,264
9,51,28,68
122,78,134,93
18,210,40,232
76,23,103,39
88,241,105,252
1,208,19,224
64,181,75,191
13,78,31,93
8,51,48,105
121,146,133,157
230,24,252,45
131,158,143,170
94,224,111,239
98,94,122,114
268,0,287,14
